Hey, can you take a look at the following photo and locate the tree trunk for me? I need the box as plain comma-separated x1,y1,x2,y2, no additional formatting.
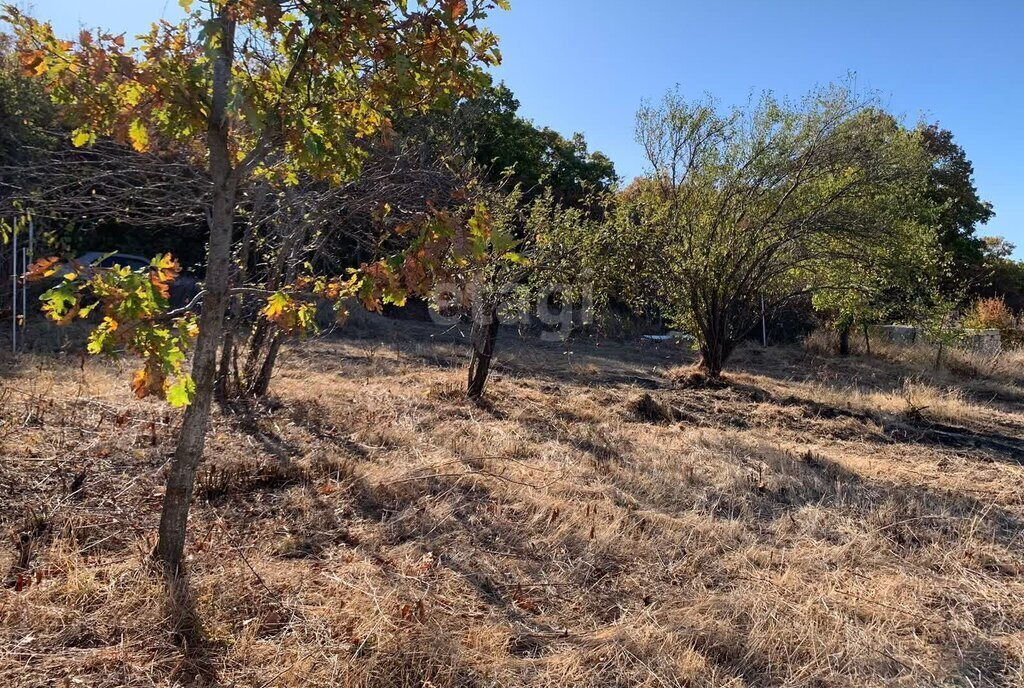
839,325,851,356
241,216,304,397
217,208,256,399
154,16,236,577
215,329,234,400
698,325,732,378
467,308,499,401
250,332,283,398
698,344,725,377
863,324,871,355
242,316,272,392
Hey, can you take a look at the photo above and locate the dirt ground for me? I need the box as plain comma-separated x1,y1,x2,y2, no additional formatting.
2,318,1024,687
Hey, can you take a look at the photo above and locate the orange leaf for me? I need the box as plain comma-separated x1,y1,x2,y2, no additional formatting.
24,256,61,281
18,50,44,76
131,369,150,399
149,254,180,299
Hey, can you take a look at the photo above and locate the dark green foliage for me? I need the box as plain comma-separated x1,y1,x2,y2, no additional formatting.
918,124,994,284
979,237,1024,312
403,82,617,207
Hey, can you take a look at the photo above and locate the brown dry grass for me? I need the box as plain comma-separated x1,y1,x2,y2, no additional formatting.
3,322,1024,687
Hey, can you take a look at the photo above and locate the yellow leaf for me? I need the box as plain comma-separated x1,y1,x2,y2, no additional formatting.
149,253,180,298
264,292,290,320
71,129,91,147
124,82,144,106
129,120,149,152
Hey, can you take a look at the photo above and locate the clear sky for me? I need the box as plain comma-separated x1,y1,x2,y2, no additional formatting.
15,0,1024,255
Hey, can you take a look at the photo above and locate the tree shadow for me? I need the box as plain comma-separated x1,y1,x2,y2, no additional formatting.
314,321,685,392
285,397,373,461
664,436,1024,552
349,472,572,652
663,372,1024,468
164,576,220,686
217,397,304,463
887,418,1024,464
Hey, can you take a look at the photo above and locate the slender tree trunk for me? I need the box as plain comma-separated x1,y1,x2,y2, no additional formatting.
250,332,283,398
242,316,272,391
242,216,304,396
839,325,851,356
216,223,254,399
863,324,871,356
467,307,499,401
215,330,234,400
154,16,236,577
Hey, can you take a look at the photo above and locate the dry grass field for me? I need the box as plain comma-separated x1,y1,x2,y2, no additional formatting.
3,319,1024,687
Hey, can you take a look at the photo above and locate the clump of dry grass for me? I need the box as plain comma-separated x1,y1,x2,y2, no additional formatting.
4,328,1024,686
802,327,842,356
799,376,995,427
629,392,687,423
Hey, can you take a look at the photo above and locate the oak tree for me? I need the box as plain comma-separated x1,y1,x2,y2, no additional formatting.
4,0,506,575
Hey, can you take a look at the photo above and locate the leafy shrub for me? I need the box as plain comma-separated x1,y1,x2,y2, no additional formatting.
965,297,1024,349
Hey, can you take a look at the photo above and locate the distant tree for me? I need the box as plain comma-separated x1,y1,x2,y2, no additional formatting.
451,185,528,401
810,220,946,356
406,82,617,206
808,149,947,355
978,236,1024,312
918,124,994,284
982,235,1016,260
626,84,934,377
5,0,506,576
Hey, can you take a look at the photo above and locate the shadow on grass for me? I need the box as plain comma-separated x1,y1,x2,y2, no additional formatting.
657,373,1024,467
165,577,220,686
303,321,686,391
217,397,305,463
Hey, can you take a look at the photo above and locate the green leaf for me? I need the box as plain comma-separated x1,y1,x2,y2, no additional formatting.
491,226,519,257
382,284,408,307
40,283,78,320
501,252,529,265
166,375,196,407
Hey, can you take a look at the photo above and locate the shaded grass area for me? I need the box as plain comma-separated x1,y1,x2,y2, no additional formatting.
2,325,1024,686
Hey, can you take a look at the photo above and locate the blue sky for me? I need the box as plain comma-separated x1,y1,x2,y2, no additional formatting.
17,0,1024,255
